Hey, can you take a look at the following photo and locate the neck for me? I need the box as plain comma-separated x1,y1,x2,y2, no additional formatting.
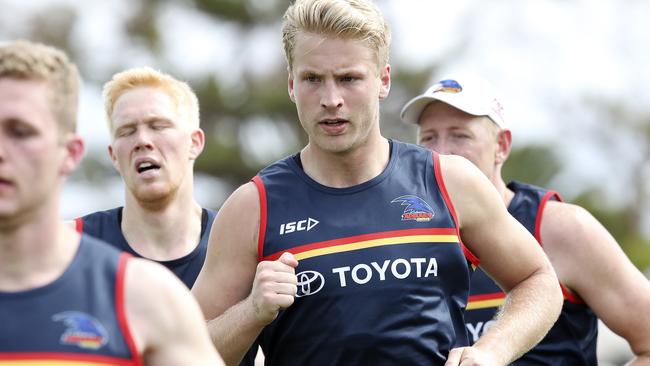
121,187,203,261
0,198,80,292
492,170,515,207
301,135,390,188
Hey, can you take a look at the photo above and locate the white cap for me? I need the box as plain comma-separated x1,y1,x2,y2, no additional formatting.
400,73,507,128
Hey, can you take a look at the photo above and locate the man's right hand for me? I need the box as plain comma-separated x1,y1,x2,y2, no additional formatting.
247,252,299,325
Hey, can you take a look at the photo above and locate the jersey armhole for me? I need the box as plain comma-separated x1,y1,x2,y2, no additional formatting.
115,253,144,366
432,152,480,266
251,176,267,263
536,191,583,304
534,190,562,245
74,217,83,233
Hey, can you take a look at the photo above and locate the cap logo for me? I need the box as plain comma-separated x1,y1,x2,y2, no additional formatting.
491,98,505,121
433,79,462,94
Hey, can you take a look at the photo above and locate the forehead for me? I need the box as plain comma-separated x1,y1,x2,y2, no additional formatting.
292,32,378,73
111,86,177,125
0,78,54,127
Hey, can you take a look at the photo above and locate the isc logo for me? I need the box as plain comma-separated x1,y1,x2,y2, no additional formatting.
280,218,319,235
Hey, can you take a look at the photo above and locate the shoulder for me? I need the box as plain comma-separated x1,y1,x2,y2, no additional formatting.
540,201,616,283
221,181,260,214
122,258,210,354
541,201,599,244
123,258,195,331
438,154,495,204
125,258,187,300
209,181,261,255
438,153,486,183
436,154,506,231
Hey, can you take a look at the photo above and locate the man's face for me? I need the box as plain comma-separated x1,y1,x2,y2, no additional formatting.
0,78,71,223
108,86,203,204
418,101,501,180
288,33,390,154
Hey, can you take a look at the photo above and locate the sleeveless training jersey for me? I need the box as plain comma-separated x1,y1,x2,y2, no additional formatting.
76,208,260,366
464,181,598,365
0,235,141,366
255,140,477,365
75,207,216,289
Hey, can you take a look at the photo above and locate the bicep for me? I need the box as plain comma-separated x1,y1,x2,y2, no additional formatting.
192,182,261,320
543,204,650,351
440,155,551,291
126,259,224,365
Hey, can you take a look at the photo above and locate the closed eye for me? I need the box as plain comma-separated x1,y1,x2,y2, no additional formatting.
115,126,136,138
3,119,38,139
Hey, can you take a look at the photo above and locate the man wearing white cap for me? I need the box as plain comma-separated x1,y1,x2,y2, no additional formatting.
401,73,650,365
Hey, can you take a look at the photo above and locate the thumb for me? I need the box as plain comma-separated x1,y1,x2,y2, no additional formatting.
445,347,466,366
278,252,299,267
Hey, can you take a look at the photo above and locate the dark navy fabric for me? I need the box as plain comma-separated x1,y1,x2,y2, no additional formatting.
78,207,216,289
256,140,473,366
78,207,259,366
465,180,598,365
0,235,138,365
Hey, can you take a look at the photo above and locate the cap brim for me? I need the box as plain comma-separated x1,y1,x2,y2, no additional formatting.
401,93,488,125
400,96,439,125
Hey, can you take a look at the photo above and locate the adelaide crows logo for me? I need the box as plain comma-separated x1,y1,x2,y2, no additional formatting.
433,79,462,93
52,311,108,350
391,195,434,222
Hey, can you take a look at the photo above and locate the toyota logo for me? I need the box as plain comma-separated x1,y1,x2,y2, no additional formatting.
295,270,325,297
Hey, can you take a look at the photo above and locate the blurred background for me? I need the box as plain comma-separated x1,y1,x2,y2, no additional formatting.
2,0,648,363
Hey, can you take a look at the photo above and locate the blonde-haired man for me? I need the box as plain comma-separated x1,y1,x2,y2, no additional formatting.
75,67,212,288
193,1,563,365
402,73,650,365
0,41,223,365
76,66,257,365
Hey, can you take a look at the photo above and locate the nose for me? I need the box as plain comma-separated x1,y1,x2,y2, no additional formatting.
133,128,154,152
433,140,453,155
424,138,454,155
320,80,343,110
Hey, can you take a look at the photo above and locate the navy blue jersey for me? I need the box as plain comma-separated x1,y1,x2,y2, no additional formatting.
0,235,141,365
76,208,259,366
465,181,598,365
254,140,477,365
76,207,216,289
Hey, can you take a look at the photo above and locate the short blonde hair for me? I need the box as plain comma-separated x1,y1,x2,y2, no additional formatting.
103,67,199,129
282,0,391,71
0,40,81,133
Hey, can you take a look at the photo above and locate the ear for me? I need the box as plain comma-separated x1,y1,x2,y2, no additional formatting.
378,64,391,100
59,133,85,176
288,67,296,103
107,144,120,172
189,128,205,160
495,129,512,165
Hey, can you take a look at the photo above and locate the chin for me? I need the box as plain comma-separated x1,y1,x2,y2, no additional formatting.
314,136,358,154
133,186,173,203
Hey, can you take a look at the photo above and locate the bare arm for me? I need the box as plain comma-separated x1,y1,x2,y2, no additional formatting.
439,155,562,365
191,182,298,366
542,202,650,365
125,258,224,366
